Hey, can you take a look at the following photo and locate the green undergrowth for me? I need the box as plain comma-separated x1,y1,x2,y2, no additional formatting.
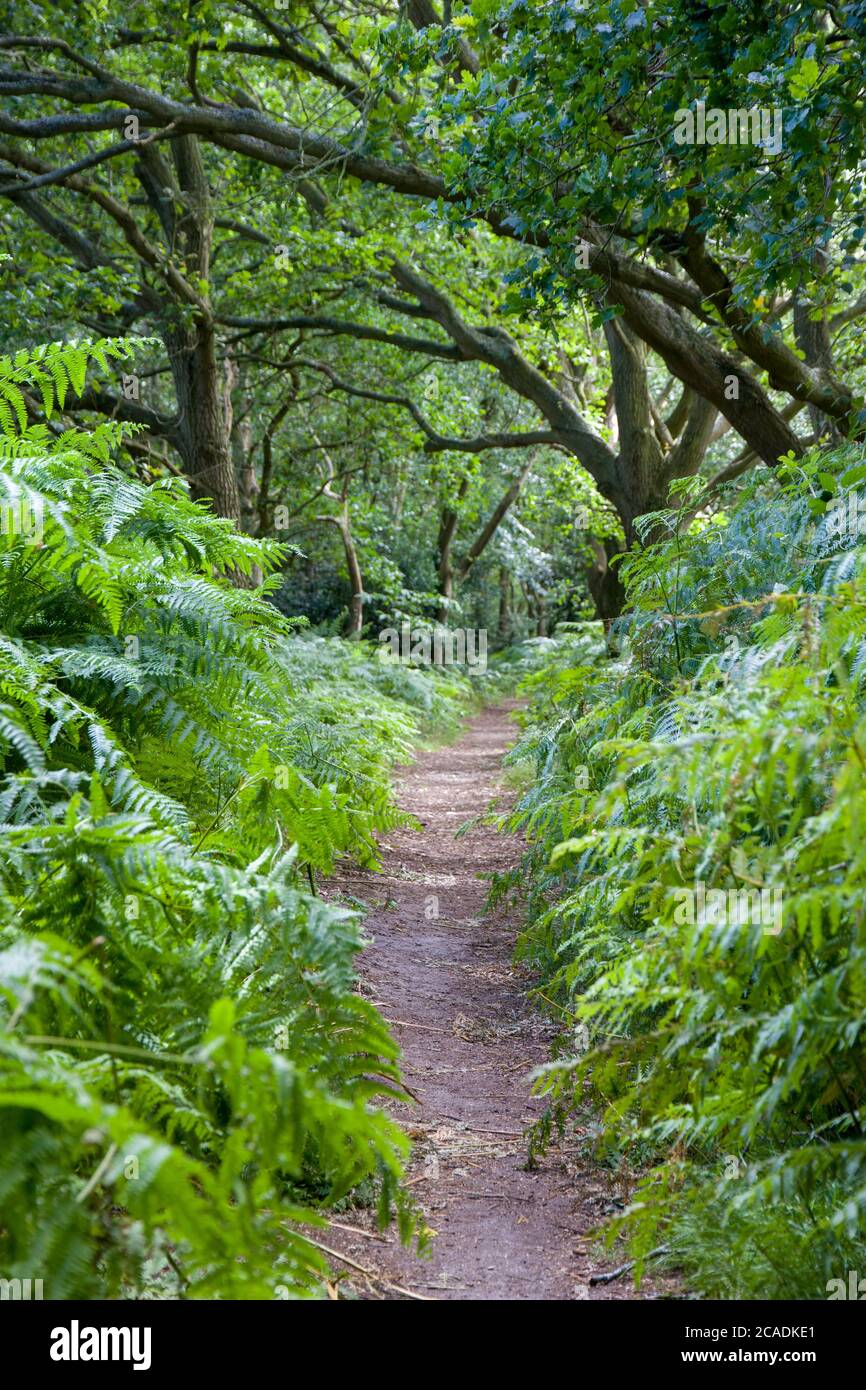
0,338,478,1298
497,450,866,1300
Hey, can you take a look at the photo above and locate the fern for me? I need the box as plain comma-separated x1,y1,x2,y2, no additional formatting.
0,337,465,1298
504,446,866,1298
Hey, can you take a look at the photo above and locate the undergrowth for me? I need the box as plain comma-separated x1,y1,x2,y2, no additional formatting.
498,450,866,1300
0,338,472,1298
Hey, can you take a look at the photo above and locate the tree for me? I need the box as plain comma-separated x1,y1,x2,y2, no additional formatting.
2,3,856,619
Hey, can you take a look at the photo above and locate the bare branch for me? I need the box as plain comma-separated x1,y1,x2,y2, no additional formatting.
0,125,176,196
219,313,462,359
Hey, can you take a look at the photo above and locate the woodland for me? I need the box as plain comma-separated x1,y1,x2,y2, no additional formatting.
1,0,866,1305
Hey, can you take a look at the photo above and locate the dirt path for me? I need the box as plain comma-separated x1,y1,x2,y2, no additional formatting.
324,703,656,1301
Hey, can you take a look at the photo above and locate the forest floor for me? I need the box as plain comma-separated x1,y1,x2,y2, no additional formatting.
322,702,675,1301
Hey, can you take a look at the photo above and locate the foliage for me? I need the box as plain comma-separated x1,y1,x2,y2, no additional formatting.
4,0,866,1304
406,0,866,322
500,446,866,1298
0,338,469,1298
0,2,710,636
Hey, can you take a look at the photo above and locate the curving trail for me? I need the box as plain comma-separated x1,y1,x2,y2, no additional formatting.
324,703,660,1301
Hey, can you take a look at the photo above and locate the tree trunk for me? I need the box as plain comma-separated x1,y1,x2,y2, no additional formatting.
794,255,844,445
586,537,627,628
150,136,242,527
520,579,548,636
316,514,365,637
498,565,512,644
341,521,365,639
436,478,468,622
167,320,242,523
229,364,258,534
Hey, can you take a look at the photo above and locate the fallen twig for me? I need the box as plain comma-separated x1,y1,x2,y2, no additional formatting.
589,1245,670,1285
386,1019,450,1033
461,1192,531,1201
306,1235,436,1301
327,1219,390,1243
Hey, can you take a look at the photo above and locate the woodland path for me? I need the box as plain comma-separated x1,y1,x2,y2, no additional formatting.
323,703,659,1301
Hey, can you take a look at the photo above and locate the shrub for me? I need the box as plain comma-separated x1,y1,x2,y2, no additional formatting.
0,340,462,1297
499,452,866,1298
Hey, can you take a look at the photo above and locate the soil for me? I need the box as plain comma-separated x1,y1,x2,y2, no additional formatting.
322,702,670,1301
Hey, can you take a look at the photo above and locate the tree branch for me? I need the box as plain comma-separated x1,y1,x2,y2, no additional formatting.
219,313,462,359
